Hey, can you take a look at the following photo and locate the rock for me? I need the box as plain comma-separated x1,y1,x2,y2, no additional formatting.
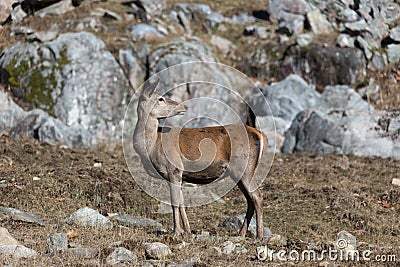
356,36,372,60
379,2,400,25
112,215,163,229
337,34,355,48
234,246,248,254
64,207,113,229
106,247,137,265
296,33,312,47
119,48,145,91
338,7,359,22
228,12,256,24
172,3,212,20
336,230,357,250
368,52,387,71
219,214,272,238
389,25,400,42
0,32,130,149
139,0,166,16
47,232,68,255
0,245,37,259
0,207,45,226
335,155,350,170
145,242,171,260
387,44,400,64
208,246,222,256
268,0,311,23
364,19,389,49
306,9,333,34
65,247,99,259
0,0,13,22
243,25,270,39
27,31,59,42
221,240,235,254
177,10,192,35
131,24,164,40
0,89,26,135
11,5,28,24
277,11,304,35
206,12,225,28
35,0,75,18
392,178,400,186
258,75,320,121
0,227,19,245
210,35,236,56
92,8,122,20
344,19,368,32
194,231,218,242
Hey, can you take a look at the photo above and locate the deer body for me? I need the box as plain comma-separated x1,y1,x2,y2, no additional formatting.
133,79,267,239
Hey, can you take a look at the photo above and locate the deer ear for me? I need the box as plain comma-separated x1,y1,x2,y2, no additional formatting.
143,77,160,97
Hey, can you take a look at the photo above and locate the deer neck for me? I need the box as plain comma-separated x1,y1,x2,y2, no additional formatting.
133,111,159,158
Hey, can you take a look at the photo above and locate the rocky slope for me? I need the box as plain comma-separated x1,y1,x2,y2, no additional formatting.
0,0,399,158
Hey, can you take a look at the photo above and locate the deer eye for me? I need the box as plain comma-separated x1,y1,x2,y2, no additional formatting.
158,97,165,102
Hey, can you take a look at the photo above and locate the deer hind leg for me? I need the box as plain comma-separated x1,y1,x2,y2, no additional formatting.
237,178,264,240
178,190,191,233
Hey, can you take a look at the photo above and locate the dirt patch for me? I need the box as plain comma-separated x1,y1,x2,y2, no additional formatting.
0,135,399,266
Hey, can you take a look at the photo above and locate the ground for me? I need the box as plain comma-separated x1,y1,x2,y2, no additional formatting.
0,136,399,266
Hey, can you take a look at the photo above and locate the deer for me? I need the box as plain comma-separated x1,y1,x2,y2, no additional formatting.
133,78,268,239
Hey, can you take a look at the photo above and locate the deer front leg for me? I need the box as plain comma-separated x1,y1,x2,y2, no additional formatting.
169,177,185,237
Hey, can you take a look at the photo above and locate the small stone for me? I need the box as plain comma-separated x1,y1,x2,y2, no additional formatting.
219,214,271,237
336,231,357,250
210,35,236,56
194,231,219,242
112,215,162,229
387,44,400,64
32,176,41,181
177,10,191,35
64,207,113,229
368,52,388,71
106,247,137,265
229,236,245,243
344,19,368,32
306,9,333,34
338,8,359,22
0,207,45,226
335,155,349,170
11,5,27,24
0,227,19,245
93,162,102,167
145,242,171,260
392,178,400,186
221,240,236,254
297,33,312,47
234,245,248,254
27,31,59,42
65,247,99,259
337,34,355,48
177,241,190,249
47,232,68,255
208,246,222,256
356,36,372,59
390,25,400,42
0,245,37,259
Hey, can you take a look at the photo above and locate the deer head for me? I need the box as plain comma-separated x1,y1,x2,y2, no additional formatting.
138,78,187,120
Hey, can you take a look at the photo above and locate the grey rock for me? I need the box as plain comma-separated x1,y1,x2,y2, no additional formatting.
64,207,113,229
387,44,400,64
106,247,137,265
337,34,355,48
338,7,359,22
268,0,311,23
234,245,248,254
0,0,13,22
177,10,192,35
368,52,387,71
208,246,222,256
228,12,256,24
356,36,372,59
390,25,400,42
277,11,304,35
0,32,130,149
219,214,272,238
112,215,163,229
11,5,28,24
92,8,122,20
297,33,312,47
261,75,320,121
379,2,400,25
0,207,45,226
0,245,37,259
119,48,145,90
27,31,59,42
131,24,164,40
337,231,357,249
171,3,212,20
221,240,235,254
344,19,368,32
35,0,74,18
0,227,19,245
65,247,99,259
140,0,166,16
0,90,26,135
243,25,270,39
206,12,225,28
47,232,68,255
145,242,171,260
306,9,334,34
194,231,219,242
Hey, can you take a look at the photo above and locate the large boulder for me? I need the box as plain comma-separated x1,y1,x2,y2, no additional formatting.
0,32,131,148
